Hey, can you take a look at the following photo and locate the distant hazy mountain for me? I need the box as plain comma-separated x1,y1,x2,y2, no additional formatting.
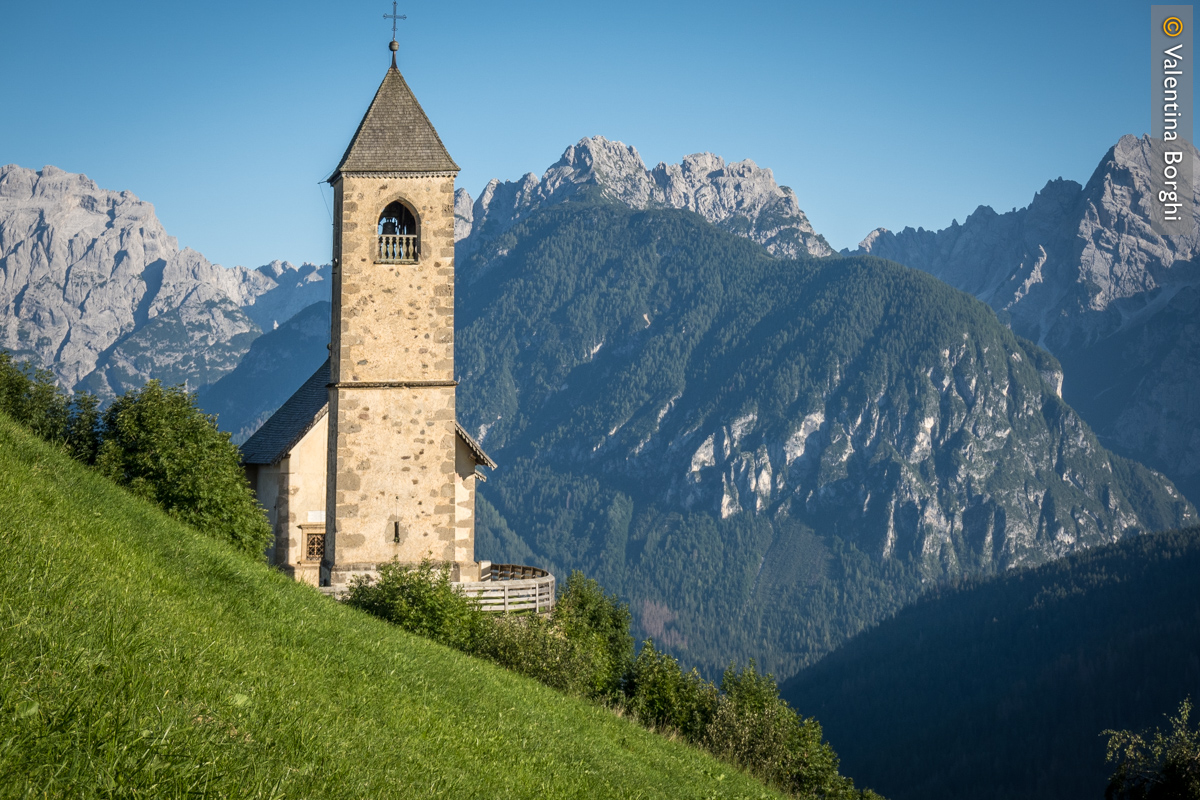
453,194,1195,677
195,301,331,442
0,164,328,399
850,135,1200,500
455,136,833,259
780,526,1200,800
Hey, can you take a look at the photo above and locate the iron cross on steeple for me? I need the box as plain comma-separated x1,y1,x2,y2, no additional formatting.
384,2,406,38
384,2,406,66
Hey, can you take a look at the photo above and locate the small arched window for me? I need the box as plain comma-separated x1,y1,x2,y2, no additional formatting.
376,201,419,264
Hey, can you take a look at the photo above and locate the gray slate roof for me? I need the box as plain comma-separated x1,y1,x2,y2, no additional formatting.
240,358,495,470
456,424,497,469
328,66,458,181
240,359,331,466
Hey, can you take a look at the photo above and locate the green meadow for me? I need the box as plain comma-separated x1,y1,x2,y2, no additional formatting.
0,412,780,799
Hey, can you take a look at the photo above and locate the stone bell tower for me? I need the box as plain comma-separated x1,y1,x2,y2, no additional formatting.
322,40,468,588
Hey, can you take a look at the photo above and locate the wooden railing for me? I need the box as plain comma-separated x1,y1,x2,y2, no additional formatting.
455,564,555,614
482,564,550,581
377,234,419,263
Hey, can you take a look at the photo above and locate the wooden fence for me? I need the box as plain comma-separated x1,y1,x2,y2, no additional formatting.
454,564,555,614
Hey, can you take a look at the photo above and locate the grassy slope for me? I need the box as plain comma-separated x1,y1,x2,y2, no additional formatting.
0,414,780,800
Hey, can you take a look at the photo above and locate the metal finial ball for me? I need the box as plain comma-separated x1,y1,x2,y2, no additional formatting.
389,40,399,52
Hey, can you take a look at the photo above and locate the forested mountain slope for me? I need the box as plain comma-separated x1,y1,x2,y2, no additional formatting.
454,193,1195,678
196,300,332,441
854,135,1200,501
780,527,1200,800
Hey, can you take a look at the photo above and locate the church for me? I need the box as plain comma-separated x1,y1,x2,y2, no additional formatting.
242,38,552,611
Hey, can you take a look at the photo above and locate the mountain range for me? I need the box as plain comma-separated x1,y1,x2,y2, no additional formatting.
1,135,1198,679
454,136,832,259
0,164,327,400
451,193,1192,676
850,135,1200,501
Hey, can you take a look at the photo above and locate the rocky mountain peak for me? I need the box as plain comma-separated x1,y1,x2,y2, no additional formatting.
455,136,832,259
853,135,1200,344
1072,135,1200,305
0,164,328,397
549,136,651,204
846,135,1200,504
856,227,890,251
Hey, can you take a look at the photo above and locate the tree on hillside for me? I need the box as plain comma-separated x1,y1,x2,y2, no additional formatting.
0,352,98,461
96,380,271,558
64,391,101,465
1106,698,1200,799
553,572,635,699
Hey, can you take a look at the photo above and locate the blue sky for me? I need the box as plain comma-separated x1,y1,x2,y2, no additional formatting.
0,0,1153,267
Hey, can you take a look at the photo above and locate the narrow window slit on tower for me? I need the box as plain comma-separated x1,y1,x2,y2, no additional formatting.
394,520,400,543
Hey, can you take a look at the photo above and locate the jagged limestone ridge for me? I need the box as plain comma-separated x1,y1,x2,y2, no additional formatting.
848,134,1200,503
851,135,1200,349
455,135,832,260
0,164,328,398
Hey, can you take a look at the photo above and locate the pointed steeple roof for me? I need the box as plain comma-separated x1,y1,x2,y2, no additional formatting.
327,66,458,182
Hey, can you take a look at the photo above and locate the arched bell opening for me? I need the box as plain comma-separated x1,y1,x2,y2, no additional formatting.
376,201,419,264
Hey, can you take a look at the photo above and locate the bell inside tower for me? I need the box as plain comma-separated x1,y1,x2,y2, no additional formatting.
376,201,419,263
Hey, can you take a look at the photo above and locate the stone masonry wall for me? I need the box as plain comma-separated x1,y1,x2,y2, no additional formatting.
332,174,455,383
326,172,459,587
329,385,457,579
277,414,328,587
454,434,480,581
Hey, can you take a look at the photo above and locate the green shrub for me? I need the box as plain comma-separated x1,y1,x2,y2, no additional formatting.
0,352,68,441
705,662,867,799
64,390,101,465
96,380,271,558
347,564,626,699
551,571,634,699
625,640,718,741
1106,698,1200,800
345,559,487,651
0,352,98,461
476,613,611,696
